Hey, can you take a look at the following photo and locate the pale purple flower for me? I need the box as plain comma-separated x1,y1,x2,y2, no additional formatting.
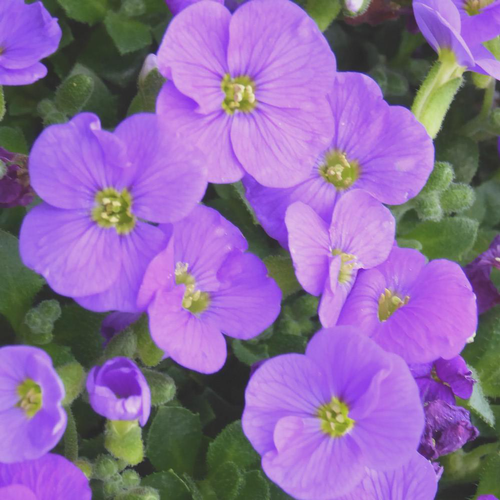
86,357,151,426
156,0,336,188
165,0,223,15
0,0,62,85
138,205,282,374
244,72,434,247
336,452,438,500
478,496,499,500
20,113,207,313
0,148,34,208
464,234,500,314
337,246,477,363
0,345,66,463
242,327,424,499
285,190,395,326
414,0,500,79
0,453,91,499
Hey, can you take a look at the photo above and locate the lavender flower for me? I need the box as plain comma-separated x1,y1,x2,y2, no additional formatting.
20,113,207,313
337,246,477,363
87,357,151,426
0,0,62,86
0,345,66,463
419,400,478,459
138,205,281,374
464,234,500,314
0,453,91,499
0,148,34,208
242,327,424,499
478,496,499,500
165,0,223,15
244,72,433,247
285,190,395,326
414,0,500,80
156,0,336,187
336,452,438,500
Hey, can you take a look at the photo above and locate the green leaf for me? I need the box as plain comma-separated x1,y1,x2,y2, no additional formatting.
0,126,28,154
207,421,260,473
209,462,244,500
460,367,495,428
57,0,108,24
269,482,294,500
105,420,144,466
475,454,500,498
404,216,478,261
239,471,270,500
54,74,94,117
147,407,202,475
0,230,44,331
231,339,269,366
58,361,86,406
305,0,341,31
142,369,176,406
103,328,137,360
0,86,5,122
263,255,301,299
134,314,164,367
436,133,479,184
104,12,152,55
142,471,192,500
128,69,165,115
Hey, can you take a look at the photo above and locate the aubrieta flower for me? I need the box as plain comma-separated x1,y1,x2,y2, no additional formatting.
285,190,395,326
464,234,500,314
138,205,281,374
337,246,477,363
242,327,424,499
414,0,500,80
244,72,433,247
478,496,499,500
0,148,34,208
156,0,336,187
0,453,91,499
0,0,62,86
336,452,438,500
0,345,66,463
86,357,151,426
20,113,207,313
165,0,223,15
410,355,475,404
419,399,479,459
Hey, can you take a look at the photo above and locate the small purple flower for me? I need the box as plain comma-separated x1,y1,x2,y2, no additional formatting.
410,356,475,404
0,345,66,463
414,0,500,80
285,190,395,326
86,357,151,426
165,0,223,15
156,0,336,188
336,452,438,500
20,113,207,313
337,246,477,363
0,0,62,86
242,327,424,499
0,148,34,208
0,453,91,499
244,72,434,247
419,400,479,460
464,234,500,314
138,205,282,374
101,312,141,345
478,496,499,500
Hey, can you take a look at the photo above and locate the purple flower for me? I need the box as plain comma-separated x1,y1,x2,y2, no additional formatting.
244,72,434,247
165,0,223,15
337,246,477,363
335,452,438,500
285,190,395,326
101,312,141,345
410,356,475,404
478,496,499,500
138,205,282,374
20,113,207,313
464,234,500,314
242,327,424,499
0,453,91,499
0,345,66,463
419,400,479,460
86,357,151,426
156,0,336,188
0,0,62,86
0,148,34,208
414,0,500,80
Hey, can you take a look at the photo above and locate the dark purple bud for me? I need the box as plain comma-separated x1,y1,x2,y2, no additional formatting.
0,148,34,208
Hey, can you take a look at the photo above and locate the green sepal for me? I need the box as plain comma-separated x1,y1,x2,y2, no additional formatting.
142,369,176,406
420,161,455,195
440,183,476,214
58,361,86,406
114,487,160,500
121,469,142,489
94,454,119,480
306,0,341,31
415,192,443,222
105,420,144,466
103,327,137,361
135,315,164,367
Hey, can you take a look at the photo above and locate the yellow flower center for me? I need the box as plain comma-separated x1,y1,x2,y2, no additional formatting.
92,187,135,234
175,262,210,314
319,150,360,190
378,288,410,321
17,379,42,418
465,0,494,15
221,74,257,114
331,249,358,284
318,397,355,437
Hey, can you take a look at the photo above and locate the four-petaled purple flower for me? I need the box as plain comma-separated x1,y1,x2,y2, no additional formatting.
156,0,336,187
0,148,34,208
244,72,434,247
0,453,91,500
337,246,477,363
20,113,208,313
414,0,500,80
0,345,66,463
285,190,395,326
87,357,151,426
242,327,424,499
0,0,62,86
138,205,282,374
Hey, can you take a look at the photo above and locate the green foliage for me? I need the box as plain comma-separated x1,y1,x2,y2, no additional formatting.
0,126,28,153
460,367,495,428
128,68,165,115
475,454,500,499
57,0,108,25
105,420,144,466
115,487,160,500
54,74,94,117
209,462,244,500
440,183,475,214
58,361,86,406
103,328,137,361
306,0,341,31
421,161,455,195
94,455,120,480
142,471,192,500
239,471,271,500
134,315,164,367
436,134,479,184
122,469,141,489
142,369,176,406
104,12,152,55
263,255,301,299
0,86,5,122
